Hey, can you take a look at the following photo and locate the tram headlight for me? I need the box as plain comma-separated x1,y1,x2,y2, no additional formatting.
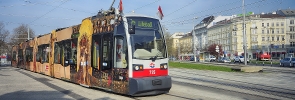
160,63,168,70
133,64,143,71
135,66,139,70
164,65,167,69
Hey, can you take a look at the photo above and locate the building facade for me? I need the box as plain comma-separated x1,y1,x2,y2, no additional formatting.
206,11,294,59
280,9,295,57
170,32,184,58
178,32,193,60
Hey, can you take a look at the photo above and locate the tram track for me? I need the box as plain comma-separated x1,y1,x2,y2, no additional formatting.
171,80,279,100
131,93,197,100
163,93,196,100
170,70,295,100
262,67,295,74
173,75,295,99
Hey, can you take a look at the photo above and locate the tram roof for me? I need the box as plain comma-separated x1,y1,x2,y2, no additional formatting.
124,13,159,20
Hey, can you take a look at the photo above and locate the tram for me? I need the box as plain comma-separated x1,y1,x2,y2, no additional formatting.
11,1,171,96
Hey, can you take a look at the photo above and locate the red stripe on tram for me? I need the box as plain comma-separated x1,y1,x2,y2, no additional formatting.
133,68,168,78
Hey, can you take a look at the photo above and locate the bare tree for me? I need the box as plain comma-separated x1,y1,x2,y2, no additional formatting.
0,22,10,55
10,24,35,45
162,26,173,58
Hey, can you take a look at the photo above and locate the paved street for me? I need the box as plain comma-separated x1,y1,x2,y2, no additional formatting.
0,65,131,100
1,65,295,100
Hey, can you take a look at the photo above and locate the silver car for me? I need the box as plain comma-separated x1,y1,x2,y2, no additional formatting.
280,57,295,67
234,56,249,63
218,57,231,63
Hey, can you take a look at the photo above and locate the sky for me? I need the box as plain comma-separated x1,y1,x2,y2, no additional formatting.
1,0,295,37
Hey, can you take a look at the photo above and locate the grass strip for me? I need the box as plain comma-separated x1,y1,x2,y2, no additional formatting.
169,62,234,72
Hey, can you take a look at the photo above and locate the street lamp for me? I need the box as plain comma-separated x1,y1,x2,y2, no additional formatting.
192,17,198,62
178,42,180,60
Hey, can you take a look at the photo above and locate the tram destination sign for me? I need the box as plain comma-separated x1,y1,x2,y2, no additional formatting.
128,17,158,29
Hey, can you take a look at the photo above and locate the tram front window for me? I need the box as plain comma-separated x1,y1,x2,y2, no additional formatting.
127,17,167,59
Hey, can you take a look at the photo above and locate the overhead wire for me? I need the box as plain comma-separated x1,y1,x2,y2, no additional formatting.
164,0,198,17
3,21,56,28
1,0,92,25
203,0,283,31
28,0,70,25
164,0,283,34
164,0,275,27
0,0,63,8
9,0,96,14
163,0,241,23
165,0,267,26
33,2,96,15
128,0,161,13
195,0,286,37
1,0,284,34
0,13,80,21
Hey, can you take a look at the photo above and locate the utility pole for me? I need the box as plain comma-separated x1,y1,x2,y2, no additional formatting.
242,0,247,65
193,17,198,62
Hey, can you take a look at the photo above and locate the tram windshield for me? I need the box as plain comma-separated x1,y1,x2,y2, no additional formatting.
127,17,167,60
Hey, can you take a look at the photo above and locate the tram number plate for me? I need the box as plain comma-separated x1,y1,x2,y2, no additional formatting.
149,70,156,74
152,79,162,86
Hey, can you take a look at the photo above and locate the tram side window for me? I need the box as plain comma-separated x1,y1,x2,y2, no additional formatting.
71,39,77,65
42,45,49,63
54,43,61,64
102,34,112,70
63,40,72,66
25,47,33,62
18,49,23,61
92,35,101,69
12,51,16,61
37,46,42,62
114,36,128,68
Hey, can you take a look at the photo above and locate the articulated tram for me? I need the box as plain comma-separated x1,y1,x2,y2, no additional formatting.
11,6,171,96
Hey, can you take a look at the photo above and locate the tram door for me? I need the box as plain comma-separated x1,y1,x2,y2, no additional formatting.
92,33,113,89
101,34,113,89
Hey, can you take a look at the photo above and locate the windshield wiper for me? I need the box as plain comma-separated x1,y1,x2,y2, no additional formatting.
150,56,157,62
150,51,164,61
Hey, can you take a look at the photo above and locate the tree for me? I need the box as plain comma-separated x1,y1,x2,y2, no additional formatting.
207,44,223,59
164,32,173,57
10,24,35,45
162,26,173,58
0,22,10,55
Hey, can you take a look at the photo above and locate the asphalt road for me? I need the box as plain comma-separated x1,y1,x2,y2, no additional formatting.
1,65,295,100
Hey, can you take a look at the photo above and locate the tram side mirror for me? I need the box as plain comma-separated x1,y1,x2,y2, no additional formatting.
129,25,135,34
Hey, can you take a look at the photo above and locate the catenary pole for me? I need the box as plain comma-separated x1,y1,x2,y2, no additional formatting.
243,0,247,65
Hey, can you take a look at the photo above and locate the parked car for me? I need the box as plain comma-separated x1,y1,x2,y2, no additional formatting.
190,56,194,61
218,57,231,63
169,57,176,61
280,57,295,67
234,56,249,63
209,56,216,62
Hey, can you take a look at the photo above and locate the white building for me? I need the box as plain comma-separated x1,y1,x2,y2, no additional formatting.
278,9,295,57
193,15,235,61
